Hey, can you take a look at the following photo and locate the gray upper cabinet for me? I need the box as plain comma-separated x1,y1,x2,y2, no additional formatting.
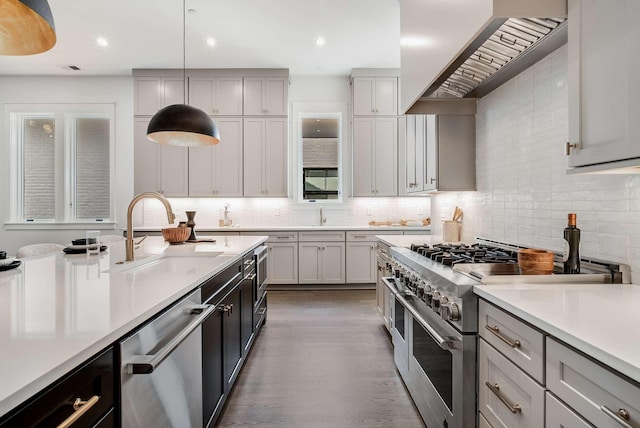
429,115,476,192
399,114,475,193
567,0,640,172
134,76,185,115
353,76,398,116
243,77,288,116
188,75,243,116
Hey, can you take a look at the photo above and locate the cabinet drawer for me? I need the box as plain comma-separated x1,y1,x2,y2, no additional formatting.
347,231,379,241
298,231,345,242
479,339,545,428
479,412,493,428
547,337,640,428
545,392,592,428
240,231,298,242
267,232,298,242
479,299,545,383
1,347,115,427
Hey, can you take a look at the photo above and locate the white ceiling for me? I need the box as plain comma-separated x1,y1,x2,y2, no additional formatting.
0,0,401,76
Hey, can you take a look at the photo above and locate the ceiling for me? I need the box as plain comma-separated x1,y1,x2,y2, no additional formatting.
0,0,401,76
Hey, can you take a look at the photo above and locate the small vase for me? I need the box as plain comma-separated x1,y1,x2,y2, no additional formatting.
185,211,197,241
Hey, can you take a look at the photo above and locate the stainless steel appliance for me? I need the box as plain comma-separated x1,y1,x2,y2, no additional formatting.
120,289,215,428
385,237,630,428
376,241,393,331
254,245,268,305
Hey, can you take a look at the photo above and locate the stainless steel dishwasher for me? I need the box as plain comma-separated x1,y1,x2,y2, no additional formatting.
120,289,215,428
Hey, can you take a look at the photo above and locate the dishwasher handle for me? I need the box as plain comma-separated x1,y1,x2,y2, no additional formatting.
126,304,215,375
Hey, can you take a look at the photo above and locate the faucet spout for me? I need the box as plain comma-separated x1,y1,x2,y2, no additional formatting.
126,192,175,261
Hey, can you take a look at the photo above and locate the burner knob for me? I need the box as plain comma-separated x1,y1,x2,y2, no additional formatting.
441,302,461,322
437,296,449,314
431,291,442,310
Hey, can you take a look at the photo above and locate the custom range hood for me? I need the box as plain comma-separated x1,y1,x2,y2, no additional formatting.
401,0,568,113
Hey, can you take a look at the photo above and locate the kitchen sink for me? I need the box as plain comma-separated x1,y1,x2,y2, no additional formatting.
103,250,224,274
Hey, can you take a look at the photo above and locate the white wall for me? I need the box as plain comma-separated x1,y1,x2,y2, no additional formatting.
431,44,640,280
0,76,134,253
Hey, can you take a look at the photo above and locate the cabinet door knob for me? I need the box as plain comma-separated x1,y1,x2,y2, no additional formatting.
565,142,579,156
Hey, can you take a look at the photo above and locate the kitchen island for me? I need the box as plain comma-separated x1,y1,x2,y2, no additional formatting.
0,235,266,422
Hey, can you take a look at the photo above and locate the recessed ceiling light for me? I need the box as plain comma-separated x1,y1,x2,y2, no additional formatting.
206,37,216,47
96,37,109,47
315,37,325,47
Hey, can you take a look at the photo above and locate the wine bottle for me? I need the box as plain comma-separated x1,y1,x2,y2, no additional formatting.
563,213,580,273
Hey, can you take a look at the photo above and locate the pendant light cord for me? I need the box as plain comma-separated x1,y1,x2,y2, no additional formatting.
183,0,186,104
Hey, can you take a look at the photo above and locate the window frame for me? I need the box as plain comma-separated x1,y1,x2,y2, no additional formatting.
7,103,116,227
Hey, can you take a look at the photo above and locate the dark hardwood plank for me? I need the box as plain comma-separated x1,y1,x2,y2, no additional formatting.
215,290,425,427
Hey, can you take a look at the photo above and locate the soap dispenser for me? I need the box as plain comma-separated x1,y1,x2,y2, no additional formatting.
219,203,233,227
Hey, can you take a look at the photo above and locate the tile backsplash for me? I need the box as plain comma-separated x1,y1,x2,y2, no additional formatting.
140,197,430,230
431,44,640,280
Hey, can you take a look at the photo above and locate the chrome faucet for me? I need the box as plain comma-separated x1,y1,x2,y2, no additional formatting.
126,192,176,261
320,207,326,226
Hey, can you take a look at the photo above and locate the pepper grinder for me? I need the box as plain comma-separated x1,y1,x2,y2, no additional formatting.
185,211,197,241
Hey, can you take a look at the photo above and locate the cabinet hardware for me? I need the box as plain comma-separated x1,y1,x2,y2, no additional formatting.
276,236,289,239
430,178,436,184
485,325,521,348
57,395,101,428
485,382,522,414
354,235,366,238
565,142,579,156
246,273,257,280
601,405,633,428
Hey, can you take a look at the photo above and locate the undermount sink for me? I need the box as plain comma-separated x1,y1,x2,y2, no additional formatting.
103,250,224,274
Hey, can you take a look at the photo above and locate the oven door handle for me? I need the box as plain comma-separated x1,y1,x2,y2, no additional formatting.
383,278,455,351
403,297,456,351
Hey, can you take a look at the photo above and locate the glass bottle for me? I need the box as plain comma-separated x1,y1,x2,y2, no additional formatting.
563,213,580,274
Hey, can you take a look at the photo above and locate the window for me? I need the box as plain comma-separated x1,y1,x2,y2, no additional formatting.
298,113,343,202
8,104,115,224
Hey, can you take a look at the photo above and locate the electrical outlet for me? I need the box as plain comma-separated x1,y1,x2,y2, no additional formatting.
417,206,423,215
367,207,372,216
274,208,280,216
349,207,355,216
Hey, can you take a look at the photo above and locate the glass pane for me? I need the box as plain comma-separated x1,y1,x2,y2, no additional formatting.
22,117,55,220
75,117,110,220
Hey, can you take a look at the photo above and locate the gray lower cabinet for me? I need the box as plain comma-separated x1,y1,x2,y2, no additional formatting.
546,337,640,428
545,392,592,428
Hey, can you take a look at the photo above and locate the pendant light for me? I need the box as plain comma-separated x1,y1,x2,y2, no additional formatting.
146,0,220,147
0,0,56,55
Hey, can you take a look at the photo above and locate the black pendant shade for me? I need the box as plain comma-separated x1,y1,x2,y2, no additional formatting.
0,0,56,55
147,104,220,147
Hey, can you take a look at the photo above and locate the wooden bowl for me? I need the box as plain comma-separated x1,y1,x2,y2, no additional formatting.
162,227,191,244
517,249,555,275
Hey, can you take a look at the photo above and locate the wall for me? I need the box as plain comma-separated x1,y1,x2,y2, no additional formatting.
0,76,134,253
431,44,640,280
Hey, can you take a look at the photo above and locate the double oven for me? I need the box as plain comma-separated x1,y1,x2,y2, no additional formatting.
384,275,476,428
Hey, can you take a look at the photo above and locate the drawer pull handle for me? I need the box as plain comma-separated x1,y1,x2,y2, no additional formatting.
485,325,521,348
246,273,257,280
353,235,367,238
601,405,634,428
57,395,100,428
485,382,522,414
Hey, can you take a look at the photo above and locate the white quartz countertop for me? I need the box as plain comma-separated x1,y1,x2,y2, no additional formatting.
0,235,266,417
377,234,444,248
474,283,640,384
133,225,432,232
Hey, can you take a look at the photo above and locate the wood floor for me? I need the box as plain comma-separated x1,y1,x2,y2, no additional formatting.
216,290,425,427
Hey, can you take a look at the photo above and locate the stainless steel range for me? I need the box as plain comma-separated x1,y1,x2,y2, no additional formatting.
382,238,630,428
